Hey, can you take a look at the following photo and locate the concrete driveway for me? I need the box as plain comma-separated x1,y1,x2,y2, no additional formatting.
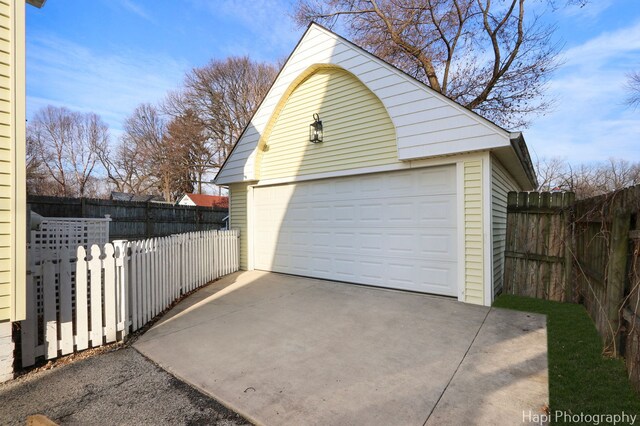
135,271,548,426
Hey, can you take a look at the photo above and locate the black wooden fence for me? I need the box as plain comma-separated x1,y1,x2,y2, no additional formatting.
28,195,227,241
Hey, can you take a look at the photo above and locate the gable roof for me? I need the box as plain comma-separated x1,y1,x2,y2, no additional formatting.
181,193,229,208
215,22,537,189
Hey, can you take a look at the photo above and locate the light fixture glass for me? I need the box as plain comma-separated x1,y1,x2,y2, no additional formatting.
309,113,323,143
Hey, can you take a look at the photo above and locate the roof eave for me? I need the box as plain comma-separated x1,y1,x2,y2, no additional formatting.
26,0,46,8
508,132,538,189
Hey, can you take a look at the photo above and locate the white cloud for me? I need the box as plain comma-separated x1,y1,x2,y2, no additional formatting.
188,0,302,61
561,19,640,68
526,20,640,164
119,0,156,23
26,34,188,134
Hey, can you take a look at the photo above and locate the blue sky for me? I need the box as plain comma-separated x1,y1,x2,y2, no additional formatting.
26,0,640,164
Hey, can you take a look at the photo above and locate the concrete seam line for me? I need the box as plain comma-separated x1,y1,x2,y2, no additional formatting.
422,308,491,426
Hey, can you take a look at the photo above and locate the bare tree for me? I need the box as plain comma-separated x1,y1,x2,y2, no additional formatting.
535,156,567,192
164,109,210,194
295,0,562,128
625,71,640,110
25,133,50,195
165,56,278,172
28,106,108,197
599,158,640,192
96,134,157,195
535,156,640,199
101,104,197,202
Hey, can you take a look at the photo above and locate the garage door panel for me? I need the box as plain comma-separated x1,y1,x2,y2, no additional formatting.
264,248,458,296
262,195,455,228
360,204,384,223
312,206,331,222
311,257,332,274
419,234,456,257
254,166,458,296
418,198,456,226
258,228,457,263
418,265,456,291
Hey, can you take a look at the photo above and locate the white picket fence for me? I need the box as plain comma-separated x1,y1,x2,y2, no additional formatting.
21,229,239,367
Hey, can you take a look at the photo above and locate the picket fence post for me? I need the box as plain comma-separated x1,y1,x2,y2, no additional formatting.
76,246,89,351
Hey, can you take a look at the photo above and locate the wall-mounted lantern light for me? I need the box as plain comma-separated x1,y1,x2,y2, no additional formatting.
309,113,323,143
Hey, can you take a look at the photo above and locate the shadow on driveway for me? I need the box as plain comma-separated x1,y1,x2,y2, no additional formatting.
0,347,249,426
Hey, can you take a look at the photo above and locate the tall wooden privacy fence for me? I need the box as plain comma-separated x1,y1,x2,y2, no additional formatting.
504,191,575,301
504,186,640,392
21,229,239,368
28,195,227,241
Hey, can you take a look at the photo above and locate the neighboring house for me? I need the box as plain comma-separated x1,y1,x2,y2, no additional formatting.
214,23,537,307
1,0,46,383
110,191,166,203
177,193,229,209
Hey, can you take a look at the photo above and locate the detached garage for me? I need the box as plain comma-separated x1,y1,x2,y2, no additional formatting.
214,23,537,306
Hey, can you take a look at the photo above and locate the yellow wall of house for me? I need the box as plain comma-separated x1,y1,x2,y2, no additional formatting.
229,183,249,270
0,1,26,322
255,66,397,180
464,159,484,305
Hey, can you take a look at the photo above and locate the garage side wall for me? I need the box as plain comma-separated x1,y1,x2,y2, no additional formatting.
229,183,249,270
491,156,521,296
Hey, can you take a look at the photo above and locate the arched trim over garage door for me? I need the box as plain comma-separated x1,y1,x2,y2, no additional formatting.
254,64,398,181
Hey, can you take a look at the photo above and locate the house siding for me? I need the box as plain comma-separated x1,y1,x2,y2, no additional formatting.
229,183,249,270
464,160,484,305
0,0,25,323
256,67,397,180
215,24,510,185
491,156,521,296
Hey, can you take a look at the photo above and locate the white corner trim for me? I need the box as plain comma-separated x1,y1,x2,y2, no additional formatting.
247,185,255,271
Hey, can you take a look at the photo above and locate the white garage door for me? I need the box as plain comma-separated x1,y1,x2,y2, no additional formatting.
253,166,458,296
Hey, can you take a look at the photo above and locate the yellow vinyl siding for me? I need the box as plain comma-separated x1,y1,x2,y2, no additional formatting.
0,0,25,322
464,160,484,305
256,67,397,180
230,183,249,270
0,0,9,322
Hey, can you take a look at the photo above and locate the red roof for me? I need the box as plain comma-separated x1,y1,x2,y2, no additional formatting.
184,194,228,208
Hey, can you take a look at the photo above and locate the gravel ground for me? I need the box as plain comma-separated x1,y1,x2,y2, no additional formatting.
0,347,250,425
